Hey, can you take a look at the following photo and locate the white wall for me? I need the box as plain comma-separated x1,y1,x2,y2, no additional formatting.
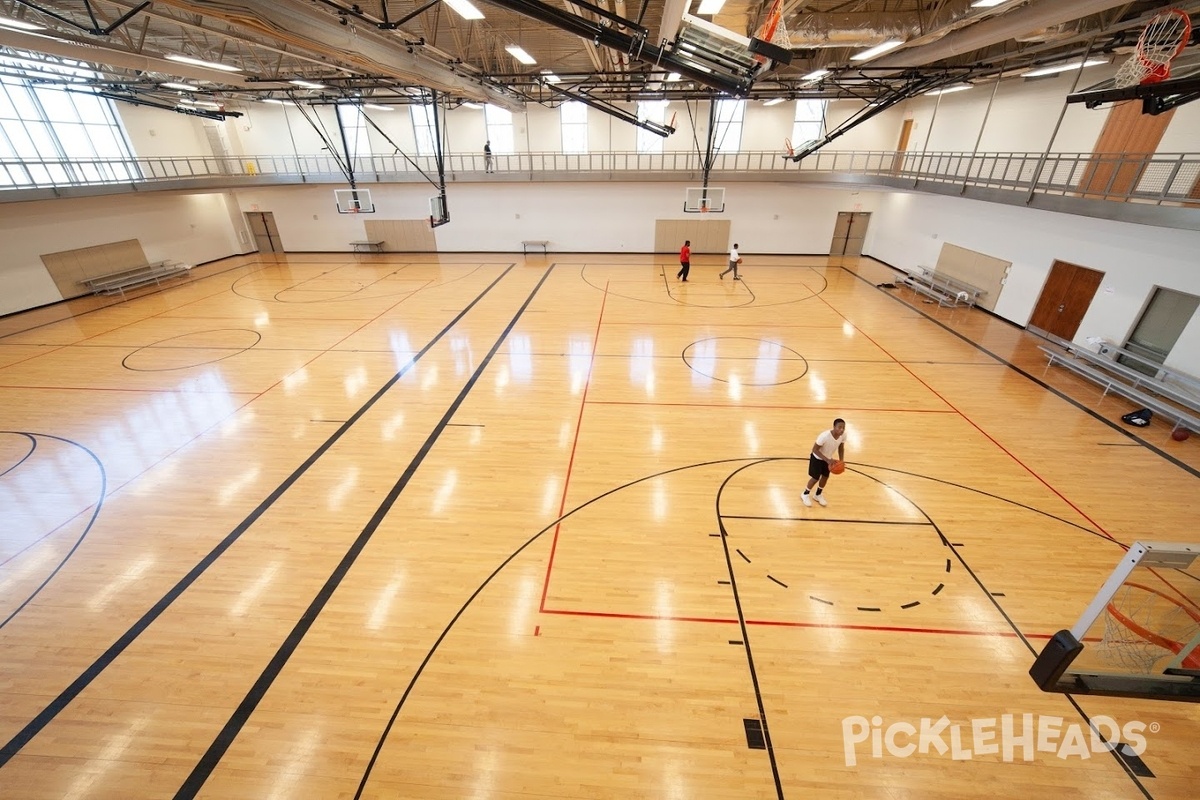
228,182,879,255
866,192,1200,375
0,192,245,315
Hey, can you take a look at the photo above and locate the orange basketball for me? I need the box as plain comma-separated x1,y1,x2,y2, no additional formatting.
830,460,845,474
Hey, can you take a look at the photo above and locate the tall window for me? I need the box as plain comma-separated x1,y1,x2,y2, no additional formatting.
337,105,372,159
792,100,826,147
636,101,669,154
560,101,587,153
0,53,135,187
713,99,744,153
484,104,514,153
410,104,436,156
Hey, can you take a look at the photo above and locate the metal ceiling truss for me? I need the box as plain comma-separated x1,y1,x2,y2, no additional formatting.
13,0,149,36
541,79,675,137
787,69,975,162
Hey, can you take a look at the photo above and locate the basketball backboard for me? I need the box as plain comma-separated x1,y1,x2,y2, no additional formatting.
1067,56,1200,115
334,188,374,214
1030,541,1200,702
684,186,726,213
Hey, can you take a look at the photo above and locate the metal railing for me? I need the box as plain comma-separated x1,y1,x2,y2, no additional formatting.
3,150,1198,207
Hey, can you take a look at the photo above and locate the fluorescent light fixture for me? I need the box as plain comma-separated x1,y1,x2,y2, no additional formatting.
851,39,904,61
1023,59,1107,78
540,70,561,83
166,54,242,73
505,45,536,65
261,98,287,104
194,101,222,109
697,0,727,13
762,97,785,106
162,82,200,91
0,18,43,31
803,69,830,81
926,84,972,96
666,72,682,82
290,79,326,89
463,101,484,109
971,0,1007,7
443,0,485,19
362,103,393,111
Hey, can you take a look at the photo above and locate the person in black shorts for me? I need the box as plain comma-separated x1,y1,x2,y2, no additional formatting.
802,418,846,507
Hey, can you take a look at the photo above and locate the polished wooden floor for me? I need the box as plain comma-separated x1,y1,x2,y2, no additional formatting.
1,252,1197,799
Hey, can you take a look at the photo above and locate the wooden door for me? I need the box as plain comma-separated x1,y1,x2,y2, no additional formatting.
892,119,913,174
1079,101,1174,198
1027,260,1105,340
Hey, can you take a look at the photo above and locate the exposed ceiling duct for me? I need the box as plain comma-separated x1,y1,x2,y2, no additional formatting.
868,0,1137,68
786,12,921,48
152,0,522,109
0,27,250,85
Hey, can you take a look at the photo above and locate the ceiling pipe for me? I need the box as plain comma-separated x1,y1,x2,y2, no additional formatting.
153,0,522,109
868,0,1137,68
0,26,250,84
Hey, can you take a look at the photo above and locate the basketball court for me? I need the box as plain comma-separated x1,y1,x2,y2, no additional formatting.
1,252,1198,798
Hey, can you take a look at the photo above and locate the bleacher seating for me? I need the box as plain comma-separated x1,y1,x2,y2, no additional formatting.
79,260,191,298
1039,343,1200,434
901,267,986,308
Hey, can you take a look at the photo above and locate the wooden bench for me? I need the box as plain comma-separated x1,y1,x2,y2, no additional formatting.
521,240,549,255
349,240,385,253
1039,345,1200,434
79,260,191,298
902,268,986,308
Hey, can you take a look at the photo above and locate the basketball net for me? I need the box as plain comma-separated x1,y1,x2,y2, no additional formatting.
1112,8,1192,89
1098,583,1200,674
753,0,789,65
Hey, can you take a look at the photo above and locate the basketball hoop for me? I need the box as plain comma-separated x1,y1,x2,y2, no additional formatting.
1098,582,1200,674
784,137,794,157
1113,8,1192,89
699,203,710,215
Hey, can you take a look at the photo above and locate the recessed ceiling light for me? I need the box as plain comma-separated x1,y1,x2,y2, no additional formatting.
505,45,536,65
540,70,561,84
1023,59,1107,77
0,18,43,31
851,40,904,61
443,0,484,20
666,72,682,82
166,54,242,72
290,80,326,89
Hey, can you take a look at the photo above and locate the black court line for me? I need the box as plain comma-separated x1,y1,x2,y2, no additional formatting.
721,514,930,525
175,265,553,798
715,459,786,799
0,266,516,771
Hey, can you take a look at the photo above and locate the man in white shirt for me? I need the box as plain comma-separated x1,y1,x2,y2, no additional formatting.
719,243,742,280
801,418,846,507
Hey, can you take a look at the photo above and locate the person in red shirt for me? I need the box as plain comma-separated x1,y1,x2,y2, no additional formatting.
677,240,691,282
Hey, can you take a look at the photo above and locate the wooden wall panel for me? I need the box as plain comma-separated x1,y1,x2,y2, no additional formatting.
364,220,437,252
654,219,731,254
934,242,1011,312
1079,101,1175,197
40,240,148,299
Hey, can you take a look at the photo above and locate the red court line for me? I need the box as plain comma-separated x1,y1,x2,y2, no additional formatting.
812,293,1117,542
540,606,1057,638
587,400,955,413
540,279,609,612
